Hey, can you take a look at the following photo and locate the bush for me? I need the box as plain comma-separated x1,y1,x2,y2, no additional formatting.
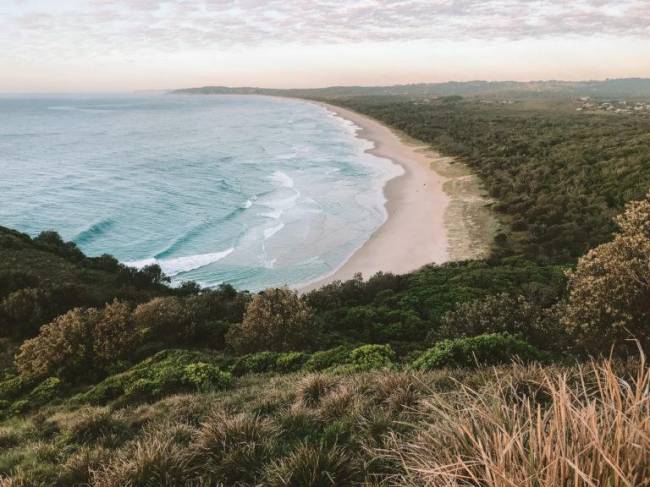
9,399,28,415
27,377,62,406
412,333,543,370
132,297,193,345
232,351,281,376
77,350,229,405
329,344,396,374
303,346,353,372
16,307,100,381
0,376,28,401
231,351,308,376
184,362,232,392
191,320,230,350
15,300,140,382
564,192,650,352
0,271,39,299
275,352,308,372
348,344,395,370
34,230,84,261
226,287,316,353
92,300,140,367
438,293,567,351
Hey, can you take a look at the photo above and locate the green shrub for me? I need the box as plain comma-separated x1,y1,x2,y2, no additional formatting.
77,350,226,405
10,399,28,415
123,378,162,402
275,352,308,372
75,375,127,405
412,333,543,370
326,344,396,374
438,293,567,351
303,346,353,372
232,351,281,376
27,377,62,405
0,375,28,401
184,362,232,391
348,344,395,370
226,287,316,353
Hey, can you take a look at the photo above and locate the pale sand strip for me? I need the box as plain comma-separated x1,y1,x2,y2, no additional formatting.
300,103,452,290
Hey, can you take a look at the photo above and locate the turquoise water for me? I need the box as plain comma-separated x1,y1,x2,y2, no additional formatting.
0,94,401,290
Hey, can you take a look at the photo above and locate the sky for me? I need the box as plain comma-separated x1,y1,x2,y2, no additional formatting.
1,0,649,92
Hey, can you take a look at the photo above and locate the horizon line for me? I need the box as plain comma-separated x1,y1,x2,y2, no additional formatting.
3,77,650,95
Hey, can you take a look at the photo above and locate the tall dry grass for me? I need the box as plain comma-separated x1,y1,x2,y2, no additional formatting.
383,351,650,486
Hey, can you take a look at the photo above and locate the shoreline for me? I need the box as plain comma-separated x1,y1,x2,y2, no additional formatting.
300,102,451,291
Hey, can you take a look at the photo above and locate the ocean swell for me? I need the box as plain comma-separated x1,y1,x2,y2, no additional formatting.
73,219,115,245
126,248,234,277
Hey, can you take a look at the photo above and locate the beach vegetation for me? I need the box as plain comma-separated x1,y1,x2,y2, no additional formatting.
411,332,543,370
226,287,316,353
564,191,650,353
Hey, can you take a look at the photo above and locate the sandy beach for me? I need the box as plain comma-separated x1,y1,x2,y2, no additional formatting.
301,102,451,290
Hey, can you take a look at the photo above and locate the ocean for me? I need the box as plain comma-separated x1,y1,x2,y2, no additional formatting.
0,94,402,290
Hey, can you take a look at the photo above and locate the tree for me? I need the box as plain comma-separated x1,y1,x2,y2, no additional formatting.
132,296,193,343
15,300,140,381
563,192,650,352
437,293,567,351
226,288,315,353
0,288,49,337
93,299,139,365
16,307,100,381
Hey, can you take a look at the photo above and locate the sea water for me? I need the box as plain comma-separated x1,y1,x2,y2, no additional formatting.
0,94,402,290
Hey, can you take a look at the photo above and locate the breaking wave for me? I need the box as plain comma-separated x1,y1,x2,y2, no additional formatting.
125,248,234,277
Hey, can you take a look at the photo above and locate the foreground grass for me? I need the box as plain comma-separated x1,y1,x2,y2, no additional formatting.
1,354,648,486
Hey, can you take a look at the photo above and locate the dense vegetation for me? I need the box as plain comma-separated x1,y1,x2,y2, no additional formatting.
2,92,650,485
326,96,650,263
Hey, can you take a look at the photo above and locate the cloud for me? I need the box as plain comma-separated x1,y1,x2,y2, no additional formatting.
1,0,649,60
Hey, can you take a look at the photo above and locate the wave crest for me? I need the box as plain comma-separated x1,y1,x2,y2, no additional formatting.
125,248,234,276
73,219,115,244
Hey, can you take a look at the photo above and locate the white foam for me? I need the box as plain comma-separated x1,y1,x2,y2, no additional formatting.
258,192,300,220
259,209,283,219
264,223,285,240
125,248,234,276
242,199,253,209
269,170,294,188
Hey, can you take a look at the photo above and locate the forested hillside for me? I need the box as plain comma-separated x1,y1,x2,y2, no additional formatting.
326,96,650,263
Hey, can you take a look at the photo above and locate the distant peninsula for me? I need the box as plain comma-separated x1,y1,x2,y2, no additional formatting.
171,78,650,98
